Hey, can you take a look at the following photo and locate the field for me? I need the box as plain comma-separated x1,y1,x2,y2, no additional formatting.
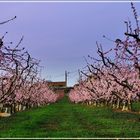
0,97,140,138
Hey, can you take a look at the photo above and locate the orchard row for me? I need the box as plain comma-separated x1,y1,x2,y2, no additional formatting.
69,3,140,111
0,17,63,115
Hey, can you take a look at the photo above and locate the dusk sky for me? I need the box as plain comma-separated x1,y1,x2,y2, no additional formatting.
0,2,139,86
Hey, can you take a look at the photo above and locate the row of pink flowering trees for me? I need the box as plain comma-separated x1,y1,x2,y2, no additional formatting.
0,17,59,114
69,3,140,111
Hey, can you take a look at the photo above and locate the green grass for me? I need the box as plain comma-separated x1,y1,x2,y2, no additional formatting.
132,101,140,112
0,97,140,138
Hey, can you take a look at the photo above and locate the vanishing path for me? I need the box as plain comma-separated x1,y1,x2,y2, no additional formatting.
0,97,140,138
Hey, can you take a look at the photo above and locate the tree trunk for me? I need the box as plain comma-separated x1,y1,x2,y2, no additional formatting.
122,101,128,111
116,99,120,109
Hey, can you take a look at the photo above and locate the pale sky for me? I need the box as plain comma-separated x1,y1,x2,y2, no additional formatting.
0,2,139,86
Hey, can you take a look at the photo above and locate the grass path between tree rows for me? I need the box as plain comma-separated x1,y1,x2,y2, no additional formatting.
0,96,140,138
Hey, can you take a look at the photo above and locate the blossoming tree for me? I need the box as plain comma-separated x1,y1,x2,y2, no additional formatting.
69,3,140,111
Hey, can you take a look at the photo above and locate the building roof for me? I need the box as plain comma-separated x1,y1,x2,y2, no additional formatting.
46,81,66,87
